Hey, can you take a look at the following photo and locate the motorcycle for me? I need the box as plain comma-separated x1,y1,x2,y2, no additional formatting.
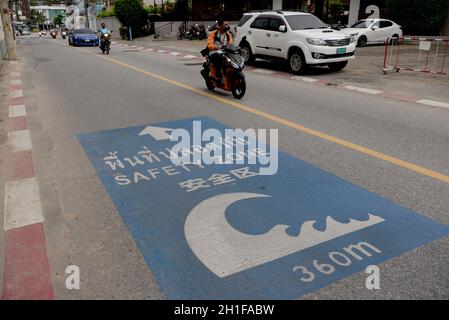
187,24,207,40
176,22,188,40
198,25,207,40
50,30,57,39
330,21,348,31
200,45,246,99
100,32,111,55
61,30,67,39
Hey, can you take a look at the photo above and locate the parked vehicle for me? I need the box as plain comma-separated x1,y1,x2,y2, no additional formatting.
177,21,188,40
187,24,207,40
235,11,356,74
200,45,246,99
68,29,99,47
330,22,348,31
39,30,47,37
21,27,31,36
339,19,402,47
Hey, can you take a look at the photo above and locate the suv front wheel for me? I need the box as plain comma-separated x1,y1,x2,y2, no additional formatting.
240,42,255,66
288,49,307,75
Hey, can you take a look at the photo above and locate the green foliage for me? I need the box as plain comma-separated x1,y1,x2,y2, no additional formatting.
329,0,344,17
97,6,116,18
30,9,46,25
53,14,64,26
386,0,449,35
145,5,161,15
329,0,344,23
115,0,148,36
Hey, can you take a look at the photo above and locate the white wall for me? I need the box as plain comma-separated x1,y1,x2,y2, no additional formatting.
272,0,282,10
96,16,122,39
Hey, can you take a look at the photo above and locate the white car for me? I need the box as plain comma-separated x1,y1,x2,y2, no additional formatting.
21,28,31,36
235,11,356,74
340,19,402,47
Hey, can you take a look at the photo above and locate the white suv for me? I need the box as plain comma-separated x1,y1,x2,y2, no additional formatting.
235,11,356,74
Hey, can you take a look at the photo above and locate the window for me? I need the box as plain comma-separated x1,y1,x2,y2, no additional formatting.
371,21,380,29
238,15,253,27
269,18,285,32
350,20,375,28
250,17,271,30
380,21,393,28
74,29,96,34
285,15,327,31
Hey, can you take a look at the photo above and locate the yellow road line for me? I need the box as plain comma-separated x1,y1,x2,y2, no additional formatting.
78,47,449,185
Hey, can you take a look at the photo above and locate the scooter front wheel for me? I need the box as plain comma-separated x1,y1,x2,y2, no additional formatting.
231,76,246,99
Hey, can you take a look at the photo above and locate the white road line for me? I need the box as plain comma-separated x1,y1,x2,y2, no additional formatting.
10,61,18,65
183,55,197,59
170,52,180,56
8,105,26,118
4,178,44,231
9,79,22,85
417,99,449,109
252,69,275,74
290,76,319,83
112,41,117,44
157,50,167,53
146,48,154,51
9,89,24,98
345,86,382,95
11,72,20,77
7,130,32,152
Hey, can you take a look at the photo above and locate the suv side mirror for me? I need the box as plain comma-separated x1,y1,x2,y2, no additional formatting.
279,25,286,32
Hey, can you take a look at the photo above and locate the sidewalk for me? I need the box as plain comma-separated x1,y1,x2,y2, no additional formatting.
119,36,449,109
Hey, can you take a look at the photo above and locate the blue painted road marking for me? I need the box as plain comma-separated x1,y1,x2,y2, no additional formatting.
78,117,449,299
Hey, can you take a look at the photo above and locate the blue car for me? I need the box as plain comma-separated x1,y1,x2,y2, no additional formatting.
68,28,99,47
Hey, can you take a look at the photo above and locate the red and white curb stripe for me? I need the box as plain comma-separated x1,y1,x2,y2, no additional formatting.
2,61,54,300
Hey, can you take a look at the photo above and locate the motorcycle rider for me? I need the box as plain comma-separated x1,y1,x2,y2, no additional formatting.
207,19,233,83
99,23,111,51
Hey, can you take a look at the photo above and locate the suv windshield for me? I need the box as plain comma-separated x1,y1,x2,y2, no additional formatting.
285,14,327,30
350,20,374,28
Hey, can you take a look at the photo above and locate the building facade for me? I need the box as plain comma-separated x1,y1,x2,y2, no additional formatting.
30,5,66,27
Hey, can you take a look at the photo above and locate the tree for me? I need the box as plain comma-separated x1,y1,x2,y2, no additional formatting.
115,0,148,37
53,13,64,26
31,9,46,25
1,0,17,59
386,0,449,35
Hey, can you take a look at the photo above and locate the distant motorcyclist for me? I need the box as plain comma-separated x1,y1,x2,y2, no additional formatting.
207,19,233,83
99,23,111,35
99,23,111,51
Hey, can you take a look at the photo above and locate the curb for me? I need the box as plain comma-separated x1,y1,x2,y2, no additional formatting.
1,61,54,300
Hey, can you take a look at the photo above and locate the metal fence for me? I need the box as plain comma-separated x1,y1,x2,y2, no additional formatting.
383,36,449,75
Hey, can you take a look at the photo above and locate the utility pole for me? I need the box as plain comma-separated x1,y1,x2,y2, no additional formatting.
1,0,18,59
